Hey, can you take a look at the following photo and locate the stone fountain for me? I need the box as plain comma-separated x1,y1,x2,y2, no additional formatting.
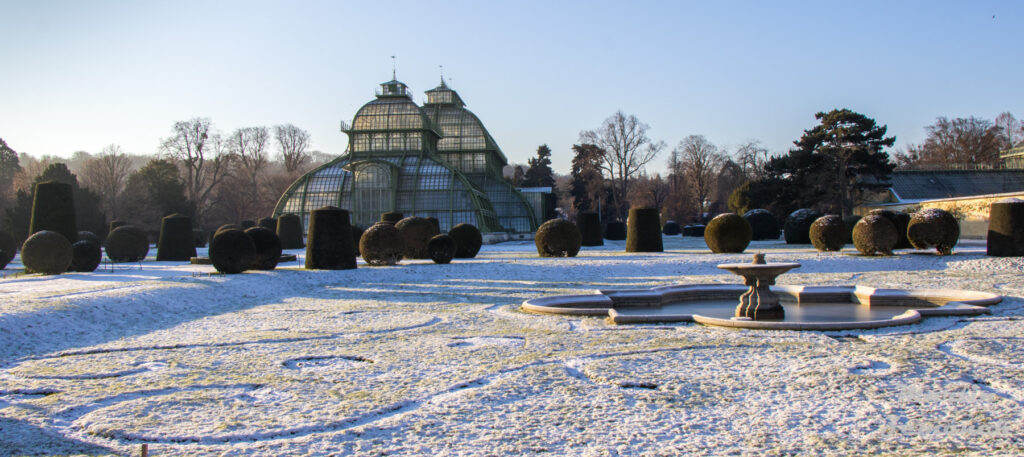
716,253,800,320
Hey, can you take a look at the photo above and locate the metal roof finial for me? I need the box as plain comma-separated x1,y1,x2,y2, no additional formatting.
391,55,397,80
439,65,446,87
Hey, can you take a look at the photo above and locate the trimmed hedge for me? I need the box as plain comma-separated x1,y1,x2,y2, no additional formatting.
809,215,846,252
395,217,439,259
156,213,196,261
626,208,663,252
868,209,911,249
245,226,282,270
852,215,897,256
380,212,404,224
257,217,277,230
449,223,482,258
907,208,959,255
210,229,256,274
360,222,403,266
305,206,357,270
21,230,73,275
428,234,456,264
987,199,1024,256
108,220,127,235
29,181,77,243
577,211,603,246
106,225,149,262
276,213,304,249
743,209,780,240
70,239,102,272
535,219,582,257
682,225,705,237
662,221,681,236
704,213,752,253
240,220,255,229
784,208,822,244
604,221,626,240
78,231,101,246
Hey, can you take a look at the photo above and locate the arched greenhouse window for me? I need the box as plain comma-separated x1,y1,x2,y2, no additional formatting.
354,163,392,226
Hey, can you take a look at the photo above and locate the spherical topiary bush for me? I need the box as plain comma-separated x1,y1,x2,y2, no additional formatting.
395,216,440,259
29,181,77,243
244,226,282,270
449,223,482,258
70,239,102,272
216,224,244,235
907,208,960,255
843,215,862,243
21,230,73,275
1,230,19,269
577,211,603,246
987,198,1024,256
240,220,255,229
662,221,681,236
743,209,780,240
108,220,127,235
305,206,357,270
784,208,822,244
535,219,582,257
156,213,196,261
257,217,277,230
210,229,256,274
428,234,456,264
276,213,304,250
852,215,897,256
351,225,365,257
106,225,149,262
604,221,626,240
682,225,705,237
380,212,404,225
704,213,752,254
427,217,440,234
626,208,663,253
809,215,846,252
868,209,911,249
360,222,403,266
78,231,101,246
193,229,207,248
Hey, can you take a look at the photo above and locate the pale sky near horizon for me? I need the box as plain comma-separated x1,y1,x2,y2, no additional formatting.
1,0,1021,174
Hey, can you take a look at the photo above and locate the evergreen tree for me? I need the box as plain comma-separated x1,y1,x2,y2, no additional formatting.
0,138,21,215
3,163,106,241
569,144,605,214
123,159,193,231
522,144,555,187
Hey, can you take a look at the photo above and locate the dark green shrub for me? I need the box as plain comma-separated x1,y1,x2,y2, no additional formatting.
257,217,276,230
704,213,752,253
987,199,1024,256
193,229,207,248
156,213,196,261
604,221,626,240
852,215,897,256
427,217,440,234
108,220,127,235
360,222,403,266
1,230,18,269
70,239,102,272
743,209,780,240
662,221,681,236
428,234,456,264
626,208,662,252
843,215,862,243
276,213,304,249
216,224,244,235
21,230,73,275
907,208,959,255
245,226,282,270
784,208,822,244
29,181,77,243
240,220,255,229
535,219,582,257
210,229,256,274
449,223,482,258
352,225,365,257
809,215,846,252
106,225,149,262
78,231,101,246
380,212,404,224
682,225,705,237
305,206,357,270
577,211,603,246
395,216,440,259
868,209,911,249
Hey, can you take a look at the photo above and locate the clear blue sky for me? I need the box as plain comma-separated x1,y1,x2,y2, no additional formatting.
1,0,1021,174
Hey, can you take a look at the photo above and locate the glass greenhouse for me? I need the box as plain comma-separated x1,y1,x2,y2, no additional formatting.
272,79,539,234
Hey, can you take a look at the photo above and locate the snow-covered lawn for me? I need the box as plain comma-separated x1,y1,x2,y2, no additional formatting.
1,236,1022,456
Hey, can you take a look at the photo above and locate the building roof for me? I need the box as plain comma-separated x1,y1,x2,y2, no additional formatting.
890,170,1024,201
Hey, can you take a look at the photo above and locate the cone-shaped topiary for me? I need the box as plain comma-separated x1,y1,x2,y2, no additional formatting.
78,231,101,246
662,221,681,236
352,225,365,257
395,216,440,259
604,221,626,240
106,225,149,262
987,198,1024,256
907,208,959,255
0,230,18,269
305,206,357,270
743,209,780,240
257,217,277,230
809,215,846,252
29,181,77,244
843,215,862,243
245,226,282,270
380,212,404,224
428,234,456,264
868,209,911,249
535,219,582,257
108,220,126,236
210,229,256,274
626,208,663,252
277,213,304,249
577,211,603,246
240,220,255,229
852,215,897,256
682,225,706,237
156,213,196,261
449,223,482,258
784,208,822,244
21,230,73,274
70,239,102,272
704,213,752,253
193,229,207,248
360,222,403,265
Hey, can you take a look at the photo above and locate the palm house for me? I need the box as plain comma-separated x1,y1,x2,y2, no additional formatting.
272,78,539,235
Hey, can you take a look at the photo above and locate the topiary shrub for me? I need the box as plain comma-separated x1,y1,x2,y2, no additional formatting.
809,215,846,252
784,208,822,244
868,209,911,249
704,213,752,253
577,211,603,246
1,230,19,269
77,231,101,246
626,208,663,252
360,222,403,266
428,234,456,264
156,213,196,261
843,215,862,243
193,229,207,248
351,225,365,257
662,221,681,236
210,229,256,274
276,213,304,249
907,208,959,255
743,209,780,241
216,224,244,235
240,220,255,229
257,217,277,230
29,181,77,243
70,239,102,272
106,225,149,262
987,198,1024,256
108,220,127,235
245,226,282,270
449,223,482,258
535,219,582,257
380,212,404,224
604,221,626,240
682,224,705,237
21,230,73,275
305,206,357,270
427,217,440,234
852,215,897,256
395,216,440,259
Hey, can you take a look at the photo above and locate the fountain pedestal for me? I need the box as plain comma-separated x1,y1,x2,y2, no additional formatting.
717,253,801,320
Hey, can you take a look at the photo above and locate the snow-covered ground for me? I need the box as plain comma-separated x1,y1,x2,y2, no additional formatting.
1,236,1022,456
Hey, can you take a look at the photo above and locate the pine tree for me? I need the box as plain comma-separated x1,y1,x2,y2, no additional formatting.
522,145,555,188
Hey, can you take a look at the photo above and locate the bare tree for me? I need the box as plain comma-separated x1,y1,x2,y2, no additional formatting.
226,126,271,219
627,173,670,210
994,112,1022,148
80,144,134,219
733,140,771,180
903,116,1003,169
160,118,234,225
677,135,725,217
579,111,664,220
274,124,312,175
